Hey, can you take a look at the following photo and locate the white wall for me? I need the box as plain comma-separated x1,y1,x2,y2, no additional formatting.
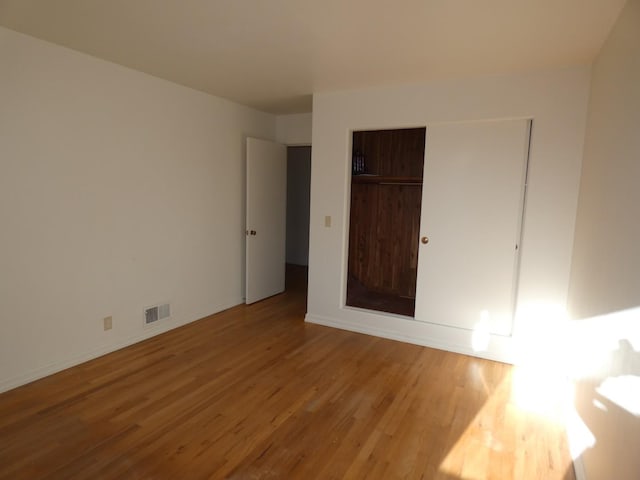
569,0,640,321
567,1,640,478
276,113,312,146
307,68,590,363
0,28,275,392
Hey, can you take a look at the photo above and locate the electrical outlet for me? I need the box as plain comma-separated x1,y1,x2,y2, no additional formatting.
103,316,112,331
324,215,332,227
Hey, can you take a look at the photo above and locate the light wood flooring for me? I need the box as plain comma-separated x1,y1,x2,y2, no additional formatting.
0,266,575,479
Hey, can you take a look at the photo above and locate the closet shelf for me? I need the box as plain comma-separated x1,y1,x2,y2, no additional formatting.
352,175,423,185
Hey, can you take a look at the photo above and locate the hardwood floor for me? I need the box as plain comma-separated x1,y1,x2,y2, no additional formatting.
0,266,575,479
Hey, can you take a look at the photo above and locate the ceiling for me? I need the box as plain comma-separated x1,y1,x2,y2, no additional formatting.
0,0,627,114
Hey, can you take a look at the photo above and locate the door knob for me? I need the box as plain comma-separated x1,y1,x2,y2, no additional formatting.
421,236,429,244
250,230,257,236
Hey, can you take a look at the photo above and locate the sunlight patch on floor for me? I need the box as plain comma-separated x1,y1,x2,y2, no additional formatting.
438,364,573,480
510,366,573,421
515,304,640,465
441,303,640,478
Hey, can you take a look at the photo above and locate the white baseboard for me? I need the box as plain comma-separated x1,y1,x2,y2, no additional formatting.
0,332,155,394
0,296,244,394
305,312,514,364
572,456,586,480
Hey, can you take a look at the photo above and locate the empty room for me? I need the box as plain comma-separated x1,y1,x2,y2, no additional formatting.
1,1,638,479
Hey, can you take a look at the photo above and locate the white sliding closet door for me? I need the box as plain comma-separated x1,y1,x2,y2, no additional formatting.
414,119,530,336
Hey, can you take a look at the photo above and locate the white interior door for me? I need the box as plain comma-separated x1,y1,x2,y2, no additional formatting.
415,119,530,335
246,137,287,304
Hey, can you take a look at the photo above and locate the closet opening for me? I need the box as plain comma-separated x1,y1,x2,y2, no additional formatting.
346,127,426,317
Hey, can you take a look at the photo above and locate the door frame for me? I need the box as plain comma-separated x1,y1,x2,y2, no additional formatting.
244,140,312,302
341,124,429,316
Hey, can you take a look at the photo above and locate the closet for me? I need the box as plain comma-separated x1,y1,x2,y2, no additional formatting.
346,127,426,317
346,119,531,336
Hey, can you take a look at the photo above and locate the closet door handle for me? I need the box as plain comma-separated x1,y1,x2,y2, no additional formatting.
421,236,429,244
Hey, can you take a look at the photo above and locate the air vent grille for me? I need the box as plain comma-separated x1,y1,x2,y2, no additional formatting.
158,303,170,320
144,303,170,325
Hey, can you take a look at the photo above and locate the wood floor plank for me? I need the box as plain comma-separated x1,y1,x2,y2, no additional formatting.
0,266,575,479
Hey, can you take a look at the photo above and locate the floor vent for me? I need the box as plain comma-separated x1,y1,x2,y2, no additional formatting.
144,303,170,325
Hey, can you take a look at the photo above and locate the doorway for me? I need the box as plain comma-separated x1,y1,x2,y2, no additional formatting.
245,140,311,304
285,146,311,291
